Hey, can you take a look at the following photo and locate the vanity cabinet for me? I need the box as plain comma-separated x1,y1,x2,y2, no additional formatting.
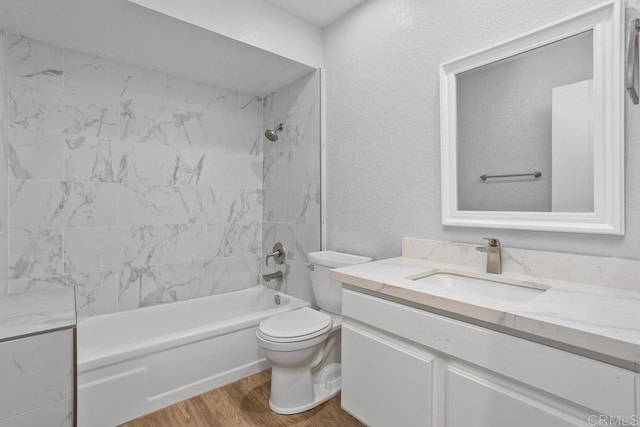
0,329,75,427
341,289,639,427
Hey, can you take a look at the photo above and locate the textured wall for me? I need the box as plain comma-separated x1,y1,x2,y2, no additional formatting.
6,34,264,316
457,31,593,212
324,0,640,261
262,71,321,305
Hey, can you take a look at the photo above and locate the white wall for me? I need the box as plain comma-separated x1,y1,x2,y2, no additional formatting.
551,80,594,212
0,0,314,96
128,0,323,68
324,0,640,261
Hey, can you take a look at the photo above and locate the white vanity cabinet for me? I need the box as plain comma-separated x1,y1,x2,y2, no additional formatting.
0,329,75,427
341,289,640,427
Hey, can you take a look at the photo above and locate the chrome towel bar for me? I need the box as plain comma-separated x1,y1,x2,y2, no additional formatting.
481,171,542,181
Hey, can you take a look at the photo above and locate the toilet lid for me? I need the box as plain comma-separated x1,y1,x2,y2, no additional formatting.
259,307,332,342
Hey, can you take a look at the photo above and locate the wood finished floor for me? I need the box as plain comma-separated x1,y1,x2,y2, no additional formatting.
120,370,365,427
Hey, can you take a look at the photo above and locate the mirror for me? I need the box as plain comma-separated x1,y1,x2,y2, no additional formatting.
457,31,593,213
440,0,624,234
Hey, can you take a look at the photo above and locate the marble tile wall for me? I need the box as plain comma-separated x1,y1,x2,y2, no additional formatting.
0,31,8,303
0,329,73,422
262,71,321,304
5,33,264,316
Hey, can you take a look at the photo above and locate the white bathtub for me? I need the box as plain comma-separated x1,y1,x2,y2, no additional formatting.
77,286,308,427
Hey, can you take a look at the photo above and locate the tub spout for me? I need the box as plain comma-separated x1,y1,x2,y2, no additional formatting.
262,271,284,282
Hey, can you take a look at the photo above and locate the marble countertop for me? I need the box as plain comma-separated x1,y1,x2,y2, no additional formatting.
333,257,640,372
0,288,76,341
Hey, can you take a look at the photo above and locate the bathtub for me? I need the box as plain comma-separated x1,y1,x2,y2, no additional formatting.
77,286,308,427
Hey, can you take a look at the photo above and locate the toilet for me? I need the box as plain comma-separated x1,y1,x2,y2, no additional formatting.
256,250,372,414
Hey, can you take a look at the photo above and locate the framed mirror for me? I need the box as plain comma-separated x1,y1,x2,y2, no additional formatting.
439,0,624,234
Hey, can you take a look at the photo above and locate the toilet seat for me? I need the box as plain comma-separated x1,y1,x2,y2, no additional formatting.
258,307,332,343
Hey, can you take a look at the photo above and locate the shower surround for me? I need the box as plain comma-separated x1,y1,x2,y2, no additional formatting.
5,33,265,316
262,71,321,304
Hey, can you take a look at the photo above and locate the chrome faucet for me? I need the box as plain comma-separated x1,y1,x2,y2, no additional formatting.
264,242,286,282
476,238,502,274
265,242,286,266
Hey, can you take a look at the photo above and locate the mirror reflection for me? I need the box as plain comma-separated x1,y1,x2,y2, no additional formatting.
456,31,594,212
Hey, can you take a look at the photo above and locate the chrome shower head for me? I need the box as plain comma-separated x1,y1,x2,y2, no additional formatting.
264,123,283,142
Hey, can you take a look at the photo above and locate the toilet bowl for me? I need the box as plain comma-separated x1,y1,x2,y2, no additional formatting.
257,250,372,414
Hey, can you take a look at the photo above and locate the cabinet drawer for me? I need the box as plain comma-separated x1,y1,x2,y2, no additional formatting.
446,366,585,427
343,289,639,417
0,329,74,421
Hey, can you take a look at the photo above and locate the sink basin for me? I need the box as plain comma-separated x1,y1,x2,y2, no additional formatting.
413,273,546,303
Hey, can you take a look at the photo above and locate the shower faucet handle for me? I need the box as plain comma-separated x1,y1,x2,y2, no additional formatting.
266,242,286,265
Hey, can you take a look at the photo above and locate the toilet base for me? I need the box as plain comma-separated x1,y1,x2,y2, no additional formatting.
269,364,342,415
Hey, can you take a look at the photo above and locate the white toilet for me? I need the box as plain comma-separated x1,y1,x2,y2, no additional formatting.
256,250,372,414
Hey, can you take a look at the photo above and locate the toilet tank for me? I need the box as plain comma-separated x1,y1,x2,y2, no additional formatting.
307,251,372,315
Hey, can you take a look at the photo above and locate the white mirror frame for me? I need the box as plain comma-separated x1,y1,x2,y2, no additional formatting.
440,0,624,235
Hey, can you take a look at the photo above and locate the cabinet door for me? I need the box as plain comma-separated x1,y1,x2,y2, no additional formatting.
342,322,434,427
446,366,586,427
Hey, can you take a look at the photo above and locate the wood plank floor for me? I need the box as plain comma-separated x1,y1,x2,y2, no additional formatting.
120,370,365,427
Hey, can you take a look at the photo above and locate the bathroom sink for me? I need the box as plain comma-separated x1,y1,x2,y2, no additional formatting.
413,273,547,303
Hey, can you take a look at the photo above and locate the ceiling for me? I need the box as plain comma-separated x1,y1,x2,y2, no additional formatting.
265,0,366,28
0,0,314,96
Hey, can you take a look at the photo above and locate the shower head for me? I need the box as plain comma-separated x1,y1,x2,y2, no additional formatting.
264,123,283,142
